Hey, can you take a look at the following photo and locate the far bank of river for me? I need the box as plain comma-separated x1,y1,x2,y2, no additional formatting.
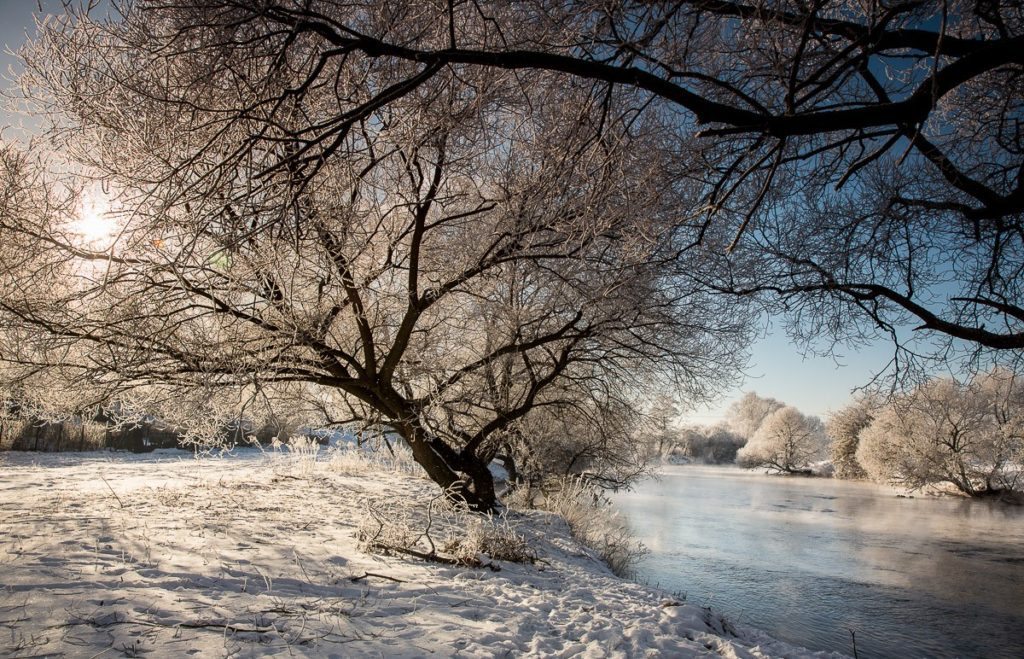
612,465,1024,659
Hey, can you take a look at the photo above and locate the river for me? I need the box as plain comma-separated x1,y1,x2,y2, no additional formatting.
612,465,1024,659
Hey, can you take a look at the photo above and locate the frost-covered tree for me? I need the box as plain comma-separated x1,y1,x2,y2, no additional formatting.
503,390,647,492
94,0,1024,375
736,406,827,474
826,396,877,480
976,369,1024,494
643,394,681,460
857,375,1024,497
726,392,784,440
0,5,753,510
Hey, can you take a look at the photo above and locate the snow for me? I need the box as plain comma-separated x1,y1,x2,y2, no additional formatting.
0,449,845,658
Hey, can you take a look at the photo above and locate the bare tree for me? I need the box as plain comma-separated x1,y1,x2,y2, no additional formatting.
0,5,752,510
736,406,827,474
102,0,1023,370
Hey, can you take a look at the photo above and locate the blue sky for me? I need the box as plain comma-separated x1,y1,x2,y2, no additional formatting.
0,1,59,73
686,323,897,425
0,0,67,138
0,1,900,424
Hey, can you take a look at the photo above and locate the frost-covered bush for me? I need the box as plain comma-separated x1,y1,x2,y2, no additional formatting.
526,476,647,578
736,406,827,474
857,374,1023,497
284,435,321,473
325,444,372,475
357,501,421,556
325,438,419,476
357,494,533,567
441,510,534,565
826,396,877,479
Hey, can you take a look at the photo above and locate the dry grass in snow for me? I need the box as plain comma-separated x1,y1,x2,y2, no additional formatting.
0,448,845,658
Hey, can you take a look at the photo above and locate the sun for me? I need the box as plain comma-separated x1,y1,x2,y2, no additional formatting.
71,188,117,246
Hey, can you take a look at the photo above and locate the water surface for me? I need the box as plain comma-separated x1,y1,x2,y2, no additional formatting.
613,465,1024,658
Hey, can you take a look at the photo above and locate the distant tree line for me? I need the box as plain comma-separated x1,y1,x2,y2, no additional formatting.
644,371,1023,500
642,392,827,472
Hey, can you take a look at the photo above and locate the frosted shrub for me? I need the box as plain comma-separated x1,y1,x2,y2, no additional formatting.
856,374,1023,497
326,444,372,475
826,396,876,479
357,493,533,566
469,516,533,563
357,499,421,554
369,440,419,474
325,439,419,476
441,505,534,565
285,435,321,474
529,476,647,578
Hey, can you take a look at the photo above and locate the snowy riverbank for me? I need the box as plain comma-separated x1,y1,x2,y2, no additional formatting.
0,449,844,657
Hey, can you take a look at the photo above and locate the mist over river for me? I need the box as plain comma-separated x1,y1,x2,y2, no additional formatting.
612,465,1024,659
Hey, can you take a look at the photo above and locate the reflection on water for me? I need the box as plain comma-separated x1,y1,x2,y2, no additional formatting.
613,465,1024,658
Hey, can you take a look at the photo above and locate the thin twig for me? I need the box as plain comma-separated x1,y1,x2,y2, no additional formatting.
349,572,406,583
99,476,124,509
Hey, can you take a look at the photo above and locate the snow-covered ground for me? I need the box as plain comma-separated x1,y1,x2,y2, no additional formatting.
0,449,844,658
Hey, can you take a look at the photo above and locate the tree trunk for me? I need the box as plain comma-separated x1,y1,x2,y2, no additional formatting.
461,458,497,511
396,421,498,512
